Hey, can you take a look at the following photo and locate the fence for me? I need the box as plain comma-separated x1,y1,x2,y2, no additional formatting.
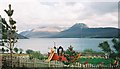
1,55,120,69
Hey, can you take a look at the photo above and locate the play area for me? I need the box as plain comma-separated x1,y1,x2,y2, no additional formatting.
46,45,120,66
46,46,81,65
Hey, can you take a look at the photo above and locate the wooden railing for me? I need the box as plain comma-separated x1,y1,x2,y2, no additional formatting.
1,56,120,69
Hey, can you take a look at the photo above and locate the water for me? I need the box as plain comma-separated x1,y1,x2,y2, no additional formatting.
16,38,113,54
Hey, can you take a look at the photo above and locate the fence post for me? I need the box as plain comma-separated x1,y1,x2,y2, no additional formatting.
49,62,50,67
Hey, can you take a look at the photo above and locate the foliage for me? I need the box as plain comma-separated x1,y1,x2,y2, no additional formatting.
98,36,120,58
98,41,111,54
112,38,120,57
30,51,44,60
0,4,18,53
0,48,9,53
14,47,18,53
2,47,5,53
6,49,9,53
63,46,79,65
26,50,44,60
26,49,34,54
82,49,104,55
19,48,23,54
83,49,95,54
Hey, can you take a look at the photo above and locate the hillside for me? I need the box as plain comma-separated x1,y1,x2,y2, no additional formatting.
20,27,59,38
20,23,120,38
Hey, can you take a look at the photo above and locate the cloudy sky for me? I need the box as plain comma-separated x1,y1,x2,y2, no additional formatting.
0,0,119,32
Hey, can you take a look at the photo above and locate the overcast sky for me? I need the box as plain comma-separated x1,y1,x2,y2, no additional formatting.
0,0,119,32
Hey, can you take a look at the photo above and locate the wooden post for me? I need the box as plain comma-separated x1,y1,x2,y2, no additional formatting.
48,62,50,67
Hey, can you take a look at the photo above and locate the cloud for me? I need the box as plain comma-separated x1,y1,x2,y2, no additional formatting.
81,12,118,28
76,2,118,28
0,0,119,32
87,2,118,14
38,0,119,2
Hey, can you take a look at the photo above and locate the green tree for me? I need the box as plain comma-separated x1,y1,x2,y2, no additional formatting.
26,49,34,54
30,51,44,60
0,4,18,69
112,38,120,57
19,48,23,54
14,47,18,53
98,41,111,54
26,49,44,60
83,49,104,55
6,49,9,53
1,4,18,51
2,47,5,53
98,36,120,58
83,49,95,53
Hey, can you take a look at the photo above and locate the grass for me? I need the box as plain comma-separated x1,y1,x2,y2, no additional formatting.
77,57,115,65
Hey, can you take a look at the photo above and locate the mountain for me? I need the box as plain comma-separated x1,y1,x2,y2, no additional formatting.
20,30,58,38
20,26,61,38
69,23,88,29
20,23,120,38
17,34,28,39
51,23,120,38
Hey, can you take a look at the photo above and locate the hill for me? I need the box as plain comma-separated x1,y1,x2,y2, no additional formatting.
20,23,120,38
